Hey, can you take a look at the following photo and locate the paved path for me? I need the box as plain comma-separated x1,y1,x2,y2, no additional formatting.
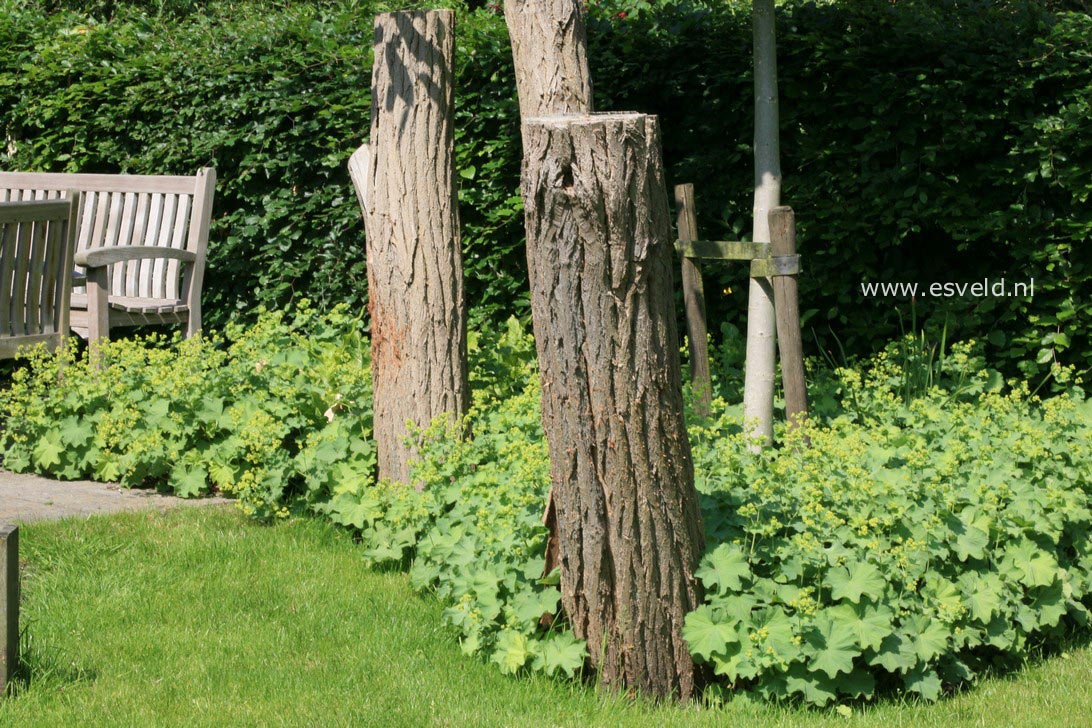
0,469,230,524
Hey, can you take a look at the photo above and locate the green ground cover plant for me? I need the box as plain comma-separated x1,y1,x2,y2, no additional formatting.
0,303,373,519
3,483,1092,725
2,313,1090,707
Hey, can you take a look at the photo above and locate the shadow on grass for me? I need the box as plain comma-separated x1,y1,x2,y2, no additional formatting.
6,622,97,697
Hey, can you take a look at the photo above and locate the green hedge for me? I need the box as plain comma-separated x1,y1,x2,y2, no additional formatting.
1,0,1088,375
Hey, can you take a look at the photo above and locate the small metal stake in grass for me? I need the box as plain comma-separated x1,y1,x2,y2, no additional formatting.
1,524,18,694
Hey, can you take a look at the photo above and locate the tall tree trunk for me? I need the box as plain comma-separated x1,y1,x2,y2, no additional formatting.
742,0,781,447
522,112,705,701
503,0,593,119
351,10,469,486
504,0,594,572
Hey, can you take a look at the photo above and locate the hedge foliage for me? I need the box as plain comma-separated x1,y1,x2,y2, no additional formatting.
1,0,1088,375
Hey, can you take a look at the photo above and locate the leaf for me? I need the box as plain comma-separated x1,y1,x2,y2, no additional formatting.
804,612,860,679
1005,540,1059,588
829,601,893,651
902,615,949,663
826,560,886,604
868,633,917,674
784,664,838,706
170,463,207,498
959,572,1004,624
491,630,533,675
531,632,586,678
683,606,738,661
903,666,943,702
696,544,751,594
32,432,64,470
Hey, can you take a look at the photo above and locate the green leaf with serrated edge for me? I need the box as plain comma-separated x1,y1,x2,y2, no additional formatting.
829,601,893,651
33,432,64,470
805,612,860,679
696,544,751,594
1005,540,1059,588
868,633,917,674
170,463,207,498
903,666,942,702
784,665,838,706
683,606,737,661
841,667,877,699
959,571,1004,623
1031,582,1067,628
902,615,949,663
531,632,587,678
752,607,800,663
491,630,533,675
826,561,885,603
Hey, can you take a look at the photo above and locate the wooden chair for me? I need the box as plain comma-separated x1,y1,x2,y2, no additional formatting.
0,169,216,342
0,197,80,359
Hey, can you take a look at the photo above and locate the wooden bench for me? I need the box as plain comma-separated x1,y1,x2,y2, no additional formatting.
0,197,80,359
0,169,216,342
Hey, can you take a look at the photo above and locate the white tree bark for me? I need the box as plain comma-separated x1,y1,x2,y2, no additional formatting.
742,0,781,447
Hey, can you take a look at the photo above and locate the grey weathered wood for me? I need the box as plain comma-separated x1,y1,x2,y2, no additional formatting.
522,112,705,701
75,246,196,268
676,239,769,261
356,10,469,486
1,525,18,693
675,184,712,418
749,253,800,278
0,198,78,359
769,206,808,436
0,168,216,343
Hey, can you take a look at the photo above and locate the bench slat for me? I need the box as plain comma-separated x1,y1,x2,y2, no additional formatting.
1,172,198,195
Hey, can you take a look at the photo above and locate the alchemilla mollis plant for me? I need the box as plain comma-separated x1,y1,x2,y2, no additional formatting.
2,315,1090,706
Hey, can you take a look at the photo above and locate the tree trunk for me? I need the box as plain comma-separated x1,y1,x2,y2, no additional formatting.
503,0,594,119
504,0,594,568
522,112,705,701
352,10,469,486
742,0,781,447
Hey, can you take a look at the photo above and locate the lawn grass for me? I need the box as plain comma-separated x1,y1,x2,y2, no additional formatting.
1,506,1089,727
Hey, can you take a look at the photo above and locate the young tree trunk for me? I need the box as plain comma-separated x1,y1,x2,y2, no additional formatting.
522,112,705,701
351,10,469,486
503,0,594,119
742,0,781,447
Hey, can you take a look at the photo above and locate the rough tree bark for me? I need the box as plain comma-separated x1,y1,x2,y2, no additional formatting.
504,0,594,571
350,10,469,486
522,112,705,701
742,0,782,447
503,0,593,119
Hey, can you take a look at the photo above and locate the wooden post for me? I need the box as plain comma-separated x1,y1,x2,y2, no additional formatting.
1,525,18,693
674,184,713,418
522,112,705,701
352,10,469,486
768,206,808,436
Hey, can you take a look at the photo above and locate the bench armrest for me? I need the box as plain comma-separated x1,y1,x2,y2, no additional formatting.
74,246,197,269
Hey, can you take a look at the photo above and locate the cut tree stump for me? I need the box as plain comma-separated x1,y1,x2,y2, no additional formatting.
352,10,469,486
522,112,705,701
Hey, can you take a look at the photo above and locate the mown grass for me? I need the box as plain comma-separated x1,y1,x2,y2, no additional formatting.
1,506,1089,727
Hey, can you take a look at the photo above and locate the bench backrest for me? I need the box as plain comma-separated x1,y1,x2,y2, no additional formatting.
0,197,79,357
0,169,215,304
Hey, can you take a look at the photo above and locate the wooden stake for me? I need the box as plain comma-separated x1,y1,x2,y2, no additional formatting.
768,206,808,437
674,184,712,418
1,525,18,693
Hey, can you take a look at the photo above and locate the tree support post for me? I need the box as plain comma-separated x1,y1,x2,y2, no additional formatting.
522,112,705,701
675,184,713,418
1,525,18,693
768,206,808,437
